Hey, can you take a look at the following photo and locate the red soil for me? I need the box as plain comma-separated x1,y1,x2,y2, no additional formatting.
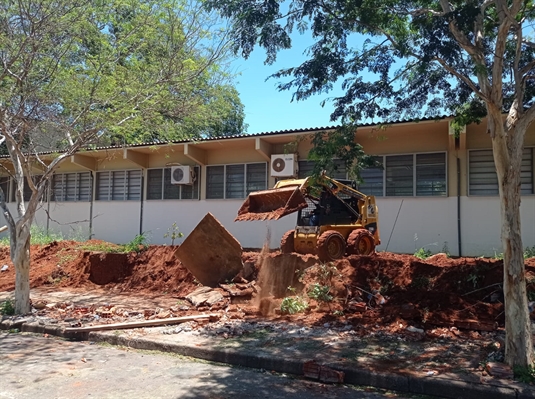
1,241,534,331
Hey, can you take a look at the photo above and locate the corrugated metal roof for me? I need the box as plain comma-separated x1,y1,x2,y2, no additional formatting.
0,114,452,157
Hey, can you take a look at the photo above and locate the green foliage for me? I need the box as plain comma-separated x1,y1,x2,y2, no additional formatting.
122,233,149,254
76,242,122,253
524,246,535,259
414,248,432,260
514,365,535,384
0,0,245,157
307,283,333,303
0,300,15,316
280,296,308,315
164,222,184,245
467,273,480,288
29,225,64,246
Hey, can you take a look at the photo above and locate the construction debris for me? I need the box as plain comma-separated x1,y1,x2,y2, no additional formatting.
185,286,225,307
303,360,345,383
174,213,244,287
64,314,219,333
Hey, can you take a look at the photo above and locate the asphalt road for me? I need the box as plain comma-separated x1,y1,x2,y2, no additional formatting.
0,332,423,399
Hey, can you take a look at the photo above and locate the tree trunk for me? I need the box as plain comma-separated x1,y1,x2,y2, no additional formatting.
501,177,533,367
12,228,31,314
491,119,534,368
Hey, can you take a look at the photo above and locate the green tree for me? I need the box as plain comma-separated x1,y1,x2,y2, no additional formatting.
0,0,242,315
207,0,535,367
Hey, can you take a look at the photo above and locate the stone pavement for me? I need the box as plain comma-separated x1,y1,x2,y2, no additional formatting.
1,289,535,399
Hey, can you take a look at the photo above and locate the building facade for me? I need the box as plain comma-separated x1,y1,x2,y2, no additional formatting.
1,117,534,257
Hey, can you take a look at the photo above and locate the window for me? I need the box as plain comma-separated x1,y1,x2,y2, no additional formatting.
298,159,347,179
11,175,45,202
358,152,447,197
206,163,267,199
386,155,413,196
469,148,534,195
146,166,200,200
358,157,383,196
96,170,142,201
52,172,92,202
416,153,447,196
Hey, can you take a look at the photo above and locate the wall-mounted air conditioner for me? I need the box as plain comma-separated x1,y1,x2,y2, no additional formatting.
270,154,298,177
170,166,194,185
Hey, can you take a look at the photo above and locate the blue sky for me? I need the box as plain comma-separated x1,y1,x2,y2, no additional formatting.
231,34,342,134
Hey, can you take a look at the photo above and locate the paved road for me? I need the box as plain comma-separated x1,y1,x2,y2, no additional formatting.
0,332,423,399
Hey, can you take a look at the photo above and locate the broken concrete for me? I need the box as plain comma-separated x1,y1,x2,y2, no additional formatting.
174,213,244,287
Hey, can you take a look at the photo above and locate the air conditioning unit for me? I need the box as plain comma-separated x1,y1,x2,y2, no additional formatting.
270,154,298,177
170,166,194,185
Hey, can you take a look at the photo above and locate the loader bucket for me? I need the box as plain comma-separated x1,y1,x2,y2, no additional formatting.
235,186,308,221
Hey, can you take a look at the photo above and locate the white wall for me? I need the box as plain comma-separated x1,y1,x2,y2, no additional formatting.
47,201,91,239
141,199,295,249
92,201,141,244
1,195,533,257
375,197,458,256
461,196,535,257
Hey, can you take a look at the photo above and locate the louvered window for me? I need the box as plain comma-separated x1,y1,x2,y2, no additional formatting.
146,167,200,200
207,163,267,199
96,170,142,201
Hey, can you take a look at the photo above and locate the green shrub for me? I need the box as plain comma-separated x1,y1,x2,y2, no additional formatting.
122,233,149,253
0,300,15,315
280,296,308,314
524,246,535,259
414,248,432,259
307,283,333,303
514,365,535,384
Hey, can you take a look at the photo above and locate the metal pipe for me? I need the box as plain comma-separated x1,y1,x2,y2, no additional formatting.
457,157,462,257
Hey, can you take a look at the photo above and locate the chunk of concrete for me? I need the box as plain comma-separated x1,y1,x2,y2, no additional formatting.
174,213,243,287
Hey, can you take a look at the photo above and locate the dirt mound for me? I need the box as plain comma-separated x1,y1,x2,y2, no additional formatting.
0,241,197,297
1,241,535,332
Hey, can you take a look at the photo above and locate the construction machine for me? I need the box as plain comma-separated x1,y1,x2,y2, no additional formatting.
236,174,380,261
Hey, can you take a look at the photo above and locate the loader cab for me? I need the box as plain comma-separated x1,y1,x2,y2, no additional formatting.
297,184,359,227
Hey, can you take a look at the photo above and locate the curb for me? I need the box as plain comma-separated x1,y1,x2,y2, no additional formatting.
2,318,533,399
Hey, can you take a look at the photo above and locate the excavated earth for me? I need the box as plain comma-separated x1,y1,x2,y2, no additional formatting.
1,241,534,331
2,241,535,380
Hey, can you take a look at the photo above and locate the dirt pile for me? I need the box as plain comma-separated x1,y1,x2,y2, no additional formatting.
1,241,535,332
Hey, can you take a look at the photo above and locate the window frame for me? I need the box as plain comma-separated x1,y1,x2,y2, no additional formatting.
51,172,92,202
146,166,201,200
468,147,534,196
206,162,267,199
357,151,448,197
95,169,142,201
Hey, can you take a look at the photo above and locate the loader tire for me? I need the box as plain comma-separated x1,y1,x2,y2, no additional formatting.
347,229,375,256
317,230,346,262
280,230,295,254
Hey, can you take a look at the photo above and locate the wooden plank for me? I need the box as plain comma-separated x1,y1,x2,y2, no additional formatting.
64,314,218,332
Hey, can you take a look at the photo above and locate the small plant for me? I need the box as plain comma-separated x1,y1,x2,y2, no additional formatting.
467,272,480,288
441,242,451,257
414,247,432,259
332,310,344,317
307,283,333,303
514,365,535,384
30,225,64,245
164,222,184,245
122,233,149,253
0,300,15,315
280,296,308,314
493,250,504,260
524,246,535,259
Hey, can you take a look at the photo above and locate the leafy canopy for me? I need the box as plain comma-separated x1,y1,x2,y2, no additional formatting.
0,0,245,154
207,0,535,173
